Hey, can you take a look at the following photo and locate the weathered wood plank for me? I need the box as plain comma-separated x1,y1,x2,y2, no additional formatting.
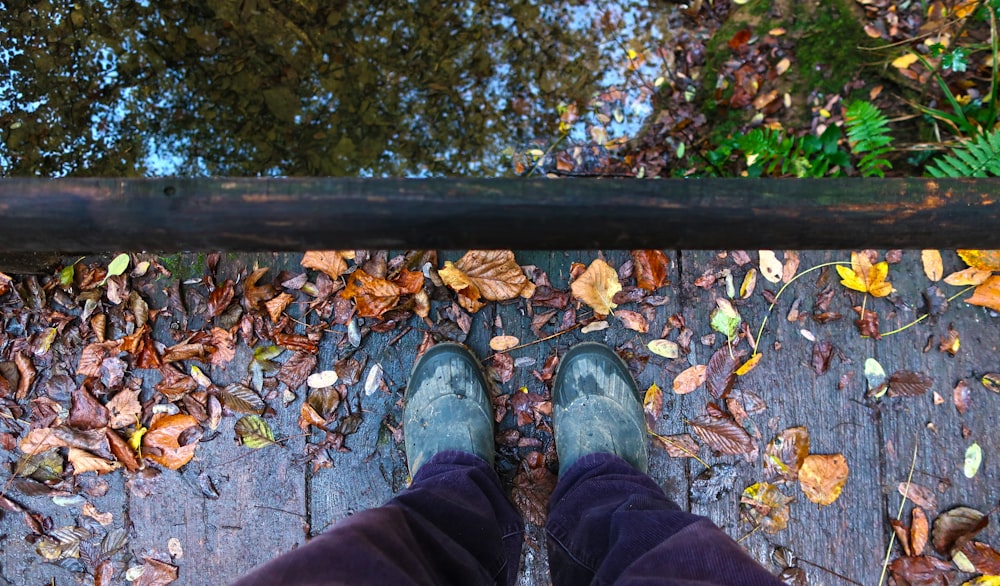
1,178,999,251
128,253,308,584
680,250,884,584
874,251,1000,576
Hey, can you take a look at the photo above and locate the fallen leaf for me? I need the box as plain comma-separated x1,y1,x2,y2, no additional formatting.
439,250,532,313
964,442,982,478
939,324,961,355
301,251,350,280
617,309,649,333
854,306,881,340
961,541,1000,575
511,451,557,526
277,351,317,391
340,269,405,318
673,365,706,394
653,433,700,458
953,380,971,414
922,250,944,281
580,320,609,333
810,340,835,375
983,373,1000,393
798,453,849,505
892,52,919,69
263,292,295,323
944,267,993,286
570,259,622,317
488,335,520,352
647,339,679,359
82,502,114,526
705,345,742,399
134,557,179,586
912,507,929,556
759,250,783,283
932,506,987,555
889,555,954,586
363,363,383,396
106,428,141,472
689,412,756,456
764,427,810,483
631,250,669,291
234,415,275,448
888,371,933,398
838,251,893,297
143,414,200,470
710,299,741,342
740,268,757,298
643,383,663,428
206,279,235,318
67,448,120,475
219,383,266,414
899,482,938,511
957,250,1000,271
106,386,142,429
741,482,793,533
69,385,110,430
967,276,1000,312
735,353,762,376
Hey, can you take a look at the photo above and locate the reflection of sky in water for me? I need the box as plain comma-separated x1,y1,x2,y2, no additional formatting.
1,1,676,177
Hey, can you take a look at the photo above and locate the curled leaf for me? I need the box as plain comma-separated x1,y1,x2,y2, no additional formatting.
570,259,622,317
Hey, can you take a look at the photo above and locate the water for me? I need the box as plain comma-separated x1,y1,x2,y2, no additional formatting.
0,0,680,177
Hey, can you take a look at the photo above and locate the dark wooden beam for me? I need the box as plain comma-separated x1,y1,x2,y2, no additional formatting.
0,178,997,251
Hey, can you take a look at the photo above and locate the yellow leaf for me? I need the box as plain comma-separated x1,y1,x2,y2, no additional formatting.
967,276,1000,312
570,259,622,317
736,353,762,376
799,453,849,505
836,264,868,293
944,267,993,286
892,53,919,69
958,249,1000,271
838,251,892,297
962,576,1000,586
921,249,943,281
740,268,757,299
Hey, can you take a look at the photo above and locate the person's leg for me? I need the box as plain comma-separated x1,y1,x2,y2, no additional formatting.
548,342,781,586
235,343,523,586
546,452,782,585
235,450,522,586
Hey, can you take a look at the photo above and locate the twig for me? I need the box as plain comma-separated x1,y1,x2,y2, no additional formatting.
751,261,850,353
797,558,864,586
878,285,976,337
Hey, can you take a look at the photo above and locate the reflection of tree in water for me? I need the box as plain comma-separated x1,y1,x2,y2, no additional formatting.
1,0,605,177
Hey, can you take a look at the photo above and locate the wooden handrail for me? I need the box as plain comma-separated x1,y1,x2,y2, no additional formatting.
0,177,997,251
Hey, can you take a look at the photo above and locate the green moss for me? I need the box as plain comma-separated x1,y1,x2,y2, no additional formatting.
158,252,206,281
789,0,868,95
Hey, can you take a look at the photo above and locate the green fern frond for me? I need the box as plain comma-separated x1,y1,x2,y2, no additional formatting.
927,130,1000,177
844,101,893,177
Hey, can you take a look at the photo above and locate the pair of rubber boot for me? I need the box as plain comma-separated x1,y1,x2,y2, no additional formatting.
403,342,647,476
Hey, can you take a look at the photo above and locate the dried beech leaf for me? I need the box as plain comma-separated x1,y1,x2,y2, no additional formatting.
911,507,929,557
489,335,520,352
67,448,120,475
689,413,756,456
340,269,402,318
798,453,849,505
570,259,622,317
631,250,669,291
932,506,987,555
888,371,933,398
219,384,265,414
643,383,663,428
764,427,810,483
616,309,649,333
134,557,179,586
143,414,200,470
889,555,954,586
653,433,700,458
705,345,743,400
898,482,938,511
961,541,1000,575
944,267,993,286
673,365,706,395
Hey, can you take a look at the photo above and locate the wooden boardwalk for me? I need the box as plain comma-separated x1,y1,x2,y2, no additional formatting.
1,250,998,585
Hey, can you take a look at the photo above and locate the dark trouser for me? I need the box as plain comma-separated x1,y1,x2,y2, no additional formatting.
234,451,783,586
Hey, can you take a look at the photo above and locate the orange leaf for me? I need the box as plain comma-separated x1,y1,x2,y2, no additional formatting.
672,365,707,394
264,292,295,323
340,269,402,318
631,250,669,291
944,267,993,286
958,249,1000,271
966,275,1000,312
570,259,622,317
301,251,350,280
67,448,120,475
798,453,849,505
143,414,200,470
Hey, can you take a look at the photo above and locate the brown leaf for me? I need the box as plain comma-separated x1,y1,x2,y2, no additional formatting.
264,292,295,323
143,414,200,470
68,385,110,430
952,380,971,414
208,327,236,366
106,428,141,472
907,507,929,558
161,342,209,363
689,412,756,456
273,332,319,354
888,371,933,398
931,506,987,555
653,433,700,458
705,345,742,400
570,259,622,317
298,403,327,432
853,306,881,339
511,451,557,526
439,250,531,313
134,558,179,586
301,250,350,280
155,365,198,401
13,351,37,400
20,426,109,456
631,250,669,291
798,453,849,505
206,279,235,318
898,482,938,511
921,250,943,282
278,351,317,391
810,340,835,375
616,309,649,333
491,353,514,384
966,275,1000,312
340,269,403,318
889,555,954,586
67,448,120,475
672,365,706,395
892,519,912,557
244,268,277,308
764,427,810,483
961,541,1000,575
